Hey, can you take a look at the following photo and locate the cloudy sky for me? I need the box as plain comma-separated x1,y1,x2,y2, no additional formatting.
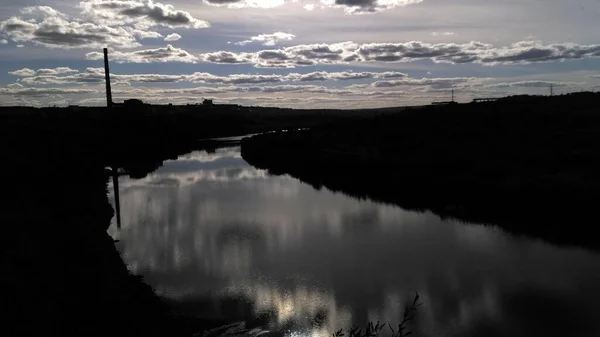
1,0,599,108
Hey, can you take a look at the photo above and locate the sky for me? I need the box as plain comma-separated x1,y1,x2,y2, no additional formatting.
1,0,599,109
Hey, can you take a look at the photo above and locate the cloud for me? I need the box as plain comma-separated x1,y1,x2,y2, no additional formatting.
288,70,406,81
9,67,408,85
79,0,210,29
432,32,455,36
202,0,422,13
9,67,79,77
372,77,481,89
164,33,182,41
202,0,288,9
197,40,600,68
16,68,107,85
200,50,257,64
86,44,198,63
320,0,424,14
5,74,587,109
483,80,580,89
9,68,36,77
235,32,295,46
20,6,68,19
200,42,358,68
0,7,141,49
0,3,208,49
128,28,163,39
0,39,8,44
0,86,98,96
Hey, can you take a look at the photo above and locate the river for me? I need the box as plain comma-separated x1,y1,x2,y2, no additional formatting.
108,144,600,337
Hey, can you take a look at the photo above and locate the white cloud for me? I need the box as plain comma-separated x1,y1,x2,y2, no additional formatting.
202,0,289,9
20,6,68,19
0,86,98,96
8,67,408,85
9,68,36,77
202,0,423,13
197,40,600,68
0,3,208,50
86,44,198,63
0,39,8,44
9,67,79,77
79,0,210,29
0,8,141,49
235,32,295,46
128,28,163,39
16,68,106,85
483,80,581,89
432,32,455,36
372,77,483,90
164,33,182,41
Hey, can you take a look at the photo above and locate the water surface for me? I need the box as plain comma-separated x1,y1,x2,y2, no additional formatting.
109,146,600,337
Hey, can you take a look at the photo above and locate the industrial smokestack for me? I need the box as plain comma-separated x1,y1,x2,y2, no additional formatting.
103,48,113,107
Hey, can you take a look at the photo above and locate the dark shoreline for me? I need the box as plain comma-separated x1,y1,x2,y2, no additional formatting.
241,93,600,251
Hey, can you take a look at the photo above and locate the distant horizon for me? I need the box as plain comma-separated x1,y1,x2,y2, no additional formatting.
2,90,598,111
1,1,600,108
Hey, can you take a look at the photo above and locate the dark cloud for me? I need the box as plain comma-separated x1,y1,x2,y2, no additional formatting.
335,0,378,12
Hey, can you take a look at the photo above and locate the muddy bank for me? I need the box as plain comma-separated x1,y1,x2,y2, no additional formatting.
241,93,600,250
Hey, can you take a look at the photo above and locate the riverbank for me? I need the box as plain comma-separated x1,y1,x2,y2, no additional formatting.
241,93,600,250
3,141,248,336
1,114,268,336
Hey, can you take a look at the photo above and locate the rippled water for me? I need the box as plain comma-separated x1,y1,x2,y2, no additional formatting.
109,145,600,337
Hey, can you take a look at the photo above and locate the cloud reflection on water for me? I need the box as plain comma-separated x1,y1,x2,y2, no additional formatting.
109,147,600,337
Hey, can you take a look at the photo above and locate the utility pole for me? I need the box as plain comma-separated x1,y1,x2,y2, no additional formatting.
550,84,554,97
451,89,455,102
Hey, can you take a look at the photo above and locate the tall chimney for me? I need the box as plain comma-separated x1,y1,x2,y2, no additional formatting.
103,48,113,107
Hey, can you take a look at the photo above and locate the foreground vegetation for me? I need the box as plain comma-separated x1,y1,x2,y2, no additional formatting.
333,293,421,337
